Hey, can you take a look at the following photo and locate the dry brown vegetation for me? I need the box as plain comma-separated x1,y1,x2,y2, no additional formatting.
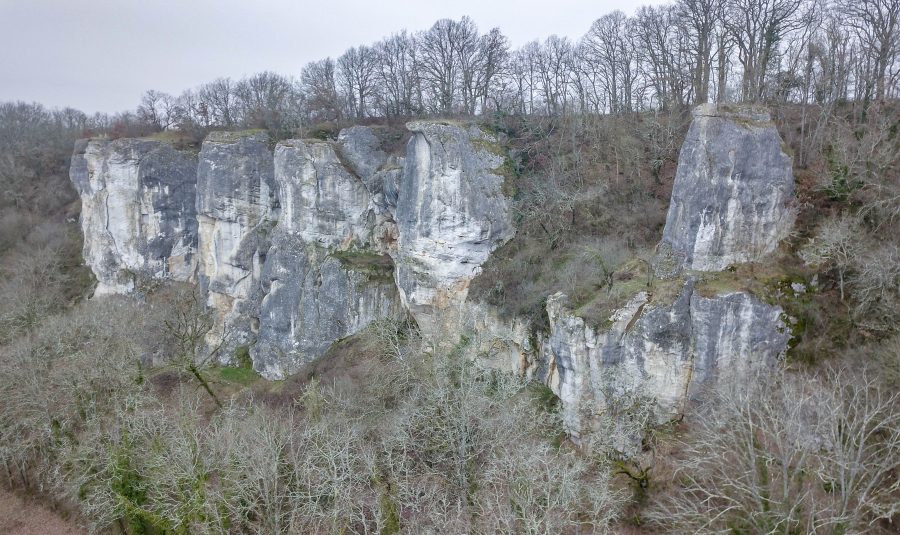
1,0,899,529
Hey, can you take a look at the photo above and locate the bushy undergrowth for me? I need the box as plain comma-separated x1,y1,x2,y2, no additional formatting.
0,303,626,534
646,367,900,534
471,112,683,329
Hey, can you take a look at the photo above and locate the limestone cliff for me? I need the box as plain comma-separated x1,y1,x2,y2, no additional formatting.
252,134,402,379
70,138,198,295
70,108,795,439
393,122,514,332
660,104,795,272
543,284,790,446
196,131,277,350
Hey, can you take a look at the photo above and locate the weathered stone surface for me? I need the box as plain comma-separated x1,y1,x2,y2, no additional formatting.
272,139,373,247
252,136,402,378
254,239,401,379
337,126,387,185
661,104,795,272
543,281,790,449
393,122,514,332
71,138,198,295
196,131,277,351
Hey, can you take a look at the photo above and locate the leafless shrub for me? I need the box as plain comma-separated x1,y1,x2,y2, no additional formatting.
0,298,148,493
647,368,900,534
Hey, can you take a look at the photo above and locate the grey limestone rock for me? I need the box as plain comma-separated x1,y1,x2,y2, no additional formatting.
393,121,515,332
271,139,373,247
196,131,277,352
71,137,198,295
251,136,402,378
254,238,401,379
543,281,790,449
660,104,795,272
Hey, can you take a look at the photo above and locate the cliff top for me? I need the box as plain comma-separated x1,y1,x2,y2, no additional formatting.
692,102,772,123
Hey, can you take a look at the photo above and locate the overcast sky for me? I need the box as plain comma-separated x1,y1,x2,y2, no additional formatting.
0,0,664,114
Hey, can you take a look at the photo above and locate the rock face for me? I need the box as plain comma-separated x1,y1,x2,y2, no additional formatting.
255,244,400,379
252,136,401,379
196,131,277,351
71,111,794,435
393,122,514,332
536,104,798,449
71,138,198,295
660,104,795,272
543,282,790,447
271,139,373,247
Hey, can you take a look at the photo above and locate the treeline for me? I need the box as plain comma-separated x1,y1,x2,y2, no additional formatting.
82,0,896,139
0,102,93,345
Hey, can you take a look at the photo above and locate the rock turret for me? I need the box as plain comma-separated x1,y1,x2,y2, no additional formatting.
70,138,198,295
393,122,514,332
660,104,795,272
539,104,797,448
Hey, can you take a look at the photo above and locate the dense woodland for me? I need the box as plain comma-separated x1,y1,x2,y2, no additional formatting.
0,0,898,532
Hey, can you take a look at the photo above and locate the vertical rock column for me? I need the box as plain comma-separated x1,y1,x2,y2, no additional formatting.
660,104,795,272
253,132,402,379
542,104,797,449
70,138,198,295
196,131,277,354
393,122,514,334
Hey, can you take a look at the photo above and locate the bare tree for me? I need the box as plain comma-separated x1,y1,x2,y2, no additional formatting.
580,12,638,114
677,0,727,103
373,31,422,117
235,71,301,134
417,18,474,114
509,42,541,115
634,4,692,110
475,28,511,112
197,77,239,127
800,213,864,301
648,368,900,534
535,36,575,115
837,0,900,105
338,45,378,119
725,0,812,101
299,59,342,124
137,90,178,131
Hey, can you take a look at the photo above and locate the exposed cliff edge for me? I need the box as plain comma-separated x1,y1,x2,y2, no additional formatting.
659,103,795,273
71,105,796,448
393,122,515,333
543,283,790,448
70,138,198,295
